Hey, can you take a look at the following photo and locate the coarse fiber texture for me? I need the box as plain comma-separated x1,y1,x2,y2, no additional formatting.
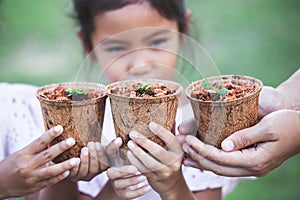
36,82,106,163
106,79,182,163
186,75,263,148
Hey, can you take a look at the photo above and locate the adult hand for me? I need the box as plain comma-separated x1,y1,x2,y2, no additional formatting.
0,125,80,199
258,86,291,118
181,110,300,177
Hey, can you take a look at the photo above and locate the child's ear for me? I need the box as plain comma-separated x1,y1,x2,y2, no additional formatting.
77,28,90,54
184,9,191,35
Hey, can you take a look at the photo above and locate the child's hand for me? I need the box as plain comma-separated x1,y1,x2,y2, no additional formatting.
68,141,109,182
127,122,192,200
0,125,80,199
107,165,151,199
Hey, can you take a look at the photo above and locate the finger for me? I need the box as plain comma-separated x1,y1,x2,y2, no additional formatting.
176,134,186,145
123,183,151,199
182,158,202,169
177,118,197,136
221,120,273,151
95,142,109,171
148,122,182,154
129,130,170,163
35,170,71,190
184,136,258,168
106,137,123,167
127,143,166,173
107,165,141,180
77,147,90,178
183,143,253,177
36,157,80,180
127,151,151,174
26,125,64,154
87,142,100,175
33,137,75,167
113,174,147,189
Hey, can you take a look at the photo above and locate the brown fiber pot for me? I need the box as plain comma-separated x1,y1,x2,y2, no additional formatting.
186,75,263,148
36,82,106,163
106,79,182,163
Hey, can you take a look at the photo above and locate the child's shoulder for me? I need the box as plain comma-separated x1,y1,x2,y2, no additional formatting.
0,82,38,101
0,82,38,93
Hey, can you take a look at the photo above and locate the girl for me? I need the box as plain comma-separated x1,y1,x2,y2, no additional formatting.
68,0,241,199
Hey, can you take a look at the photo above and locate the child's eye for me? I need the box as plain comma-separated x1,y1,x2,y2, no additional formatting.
149,38,167,48
106,46,126,53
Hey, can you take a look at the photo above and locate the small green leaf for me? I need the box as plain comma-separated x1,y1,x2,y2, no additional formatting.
201,80,211,88
137,83,151,91
145,86,152,91
66,88,85,96
218,88,231,95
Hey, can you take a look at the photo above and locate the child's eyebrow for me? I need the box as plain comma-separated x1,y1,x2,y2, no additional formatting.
144,29,171,41
100,38,127,46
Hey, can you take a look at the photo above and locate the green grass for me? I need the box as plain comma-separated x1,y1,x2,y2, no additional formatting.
0,0,299,199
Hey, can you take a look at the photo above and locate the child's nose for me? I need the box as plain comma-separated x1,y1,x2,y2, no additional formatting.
127,52,152,75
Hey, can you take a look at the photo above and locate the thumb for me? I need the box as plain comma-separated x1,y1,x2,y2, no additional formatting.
178,118,197,136
221,122,271,151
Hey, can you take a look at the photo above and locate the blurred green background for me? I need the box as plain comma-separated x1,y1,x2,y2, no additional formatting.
0,0,299,199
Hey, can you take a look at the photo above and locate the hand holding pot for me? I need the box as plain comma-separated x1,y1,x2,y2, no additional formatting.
179,110,300,177
0,125,80,199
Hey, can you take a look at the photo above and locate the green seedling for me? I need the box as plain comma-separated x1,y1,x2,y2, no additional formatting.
137,83,152,92
66,88,86,97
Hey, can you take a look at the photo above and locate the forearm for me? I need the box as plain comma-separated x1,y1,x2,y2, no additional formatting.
39,179,79,200
0,160,11,199
160,174,195,200
94,180,120,200
276,69,300,110
296,110,300,154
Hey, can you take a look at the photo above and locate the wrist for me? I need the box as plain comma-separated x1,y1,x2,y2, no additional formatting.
159,175,194,200
0,165,9,199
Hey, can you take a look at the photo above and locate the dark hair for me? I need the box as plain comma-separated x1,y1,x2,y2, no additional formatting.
72,0,187,51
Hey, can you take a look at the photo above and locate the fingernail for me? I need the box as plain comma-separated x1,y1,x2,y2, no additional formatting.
63,170,70,177
222,140,234,151
137,175,147,182
129,130,139,140
82,147,89,156
95,142,101,151
65,138,75,146
149,122,161,132
143,185,152,192
182,143,190,153
178,124,187,133
127,140,136,150
69,157,80,166
183,159,192,167
114,137,122,145
54,125,63,133
138,180,149,188
87,142,95,150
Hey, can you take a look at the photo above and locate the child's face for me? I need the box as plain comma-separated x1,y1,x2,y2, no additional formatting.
90,3,181,82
